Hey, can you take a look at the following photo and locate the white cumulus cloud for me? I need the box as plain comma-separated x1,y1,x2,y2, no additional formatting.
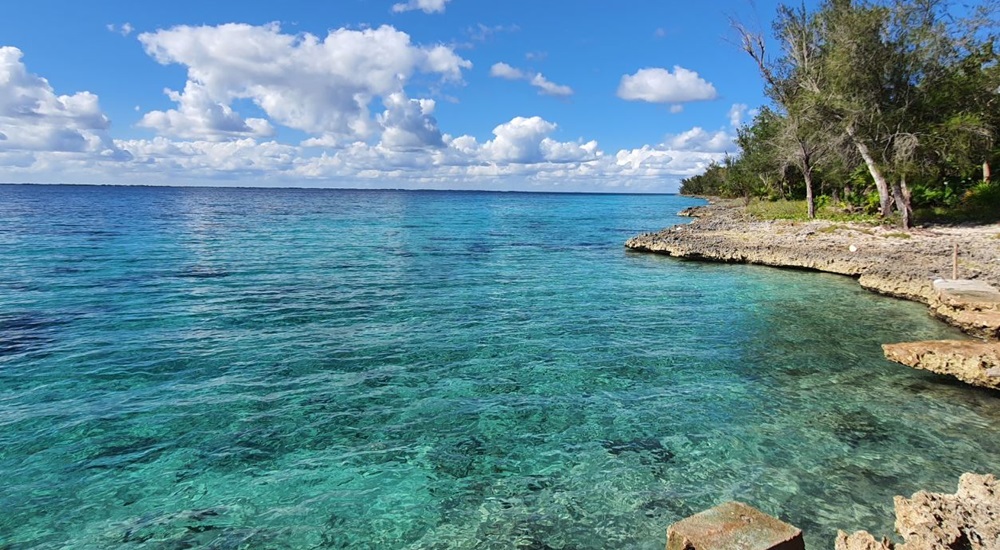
137,23,471,142
490,62,524,80
665,127,734,153
0,44,742,192
392,0,451,13
0,46,131,162
489,62,573,97
482,116,559,163
529,74,572,97
376,93,444,150
617,66,717,105
140,81,275,141
466,116,597,164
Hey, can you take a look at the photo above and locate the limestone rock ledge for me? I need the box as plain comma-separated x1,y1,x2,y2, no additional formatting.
930,279,1000,340
882,341,1000,390
836,473,1000,550
625,202,1000,339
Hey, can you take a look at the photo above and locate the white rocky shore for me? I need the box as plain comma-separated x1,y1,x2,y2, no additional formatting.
626,199,1000,389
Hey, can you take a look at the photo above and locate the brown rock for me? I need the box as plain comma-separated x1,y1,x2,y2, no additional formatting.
882,340,1000,390
833,473,1000,550
665,501,804,550
893,473,1000,549
834,531,893,550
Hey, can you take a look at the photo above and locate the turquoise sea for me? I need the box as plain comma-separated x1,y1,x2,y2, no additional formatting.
2,184,999,549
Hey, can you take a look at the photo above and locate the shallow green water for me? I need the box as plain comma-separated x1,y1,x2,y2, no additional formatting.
0,185,996,549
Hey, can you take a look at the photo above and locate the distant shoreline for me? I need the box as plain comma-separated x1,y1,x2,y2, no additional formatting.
626,197,1000,340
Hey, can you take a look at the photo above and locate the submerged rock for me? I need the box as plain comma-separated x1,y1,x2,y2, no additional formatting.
836,473,1000,550
883,340,1000,390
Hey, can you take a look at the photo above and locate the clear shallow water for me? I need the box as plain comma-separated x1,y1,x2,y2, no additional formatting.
1,184,998,549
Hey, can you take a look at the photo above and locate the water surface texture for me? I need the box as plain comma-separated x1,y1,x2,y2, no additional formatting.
2,185,998,549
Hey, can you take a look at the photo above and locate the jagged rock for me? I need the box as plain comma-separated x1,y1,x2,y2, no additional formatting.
834,473,1000,550
666,501,804,550
835,531,893,550
883,340,1000,390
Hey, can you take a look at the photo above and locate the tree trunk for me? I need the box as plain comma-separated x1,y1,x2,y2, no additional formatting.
985,160,992,183
846,126,892,216
804,169,816,219
892,175,913,230
901,176,912,228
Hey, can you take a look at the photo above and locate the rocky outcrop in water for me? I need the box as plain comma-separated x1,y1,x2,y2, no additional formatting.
835,473,1000,550
883,340,1000,390
879,279,1000,389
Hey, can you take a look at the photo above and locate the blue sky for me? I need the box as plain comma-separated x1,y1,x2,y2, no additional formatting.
0,0,806,192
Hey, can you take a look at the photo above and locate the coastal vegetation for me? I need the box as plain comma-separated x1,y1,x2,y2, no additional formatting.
680,0,1000,227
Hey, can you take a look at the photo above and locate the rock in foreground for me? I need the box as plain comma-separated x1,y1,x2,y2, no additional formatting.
836,473,1000,550
666,501,804,550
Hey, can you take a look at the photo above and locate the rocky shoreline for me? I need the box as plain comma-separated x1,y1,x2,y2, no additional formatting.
625,198,1000,387
631,200,1000,548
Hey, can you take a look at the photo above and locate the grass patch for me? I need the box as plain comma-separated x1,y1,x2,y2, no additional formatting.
746,199,886,224
746,199,809,220
884,232,912,239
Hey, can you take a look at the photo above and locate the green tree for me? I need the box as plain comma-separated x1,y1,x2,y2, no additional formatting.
736,3,833,217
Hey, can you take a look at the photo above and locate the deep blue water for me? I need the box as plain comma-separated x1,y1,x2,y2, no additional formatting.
1,184,998,549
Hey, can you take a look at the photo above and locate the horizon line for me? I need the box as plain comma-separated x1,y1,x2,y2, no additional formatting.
0,182,680,197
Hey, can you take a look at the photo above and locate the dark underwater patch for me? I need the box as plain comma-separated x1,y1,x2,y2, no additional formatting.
176,268,231,279
0,312,65,355
829,410,892,448
602,438,675,464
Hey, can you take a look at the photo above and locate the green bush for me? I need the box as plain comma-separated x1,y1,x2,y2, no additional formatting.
914,181,1000,224
909,182,959,208
962,181,1000,210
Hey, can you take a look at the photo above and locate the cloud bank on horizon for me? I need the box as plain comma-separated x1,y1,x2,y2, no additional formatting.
0,0,772,192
